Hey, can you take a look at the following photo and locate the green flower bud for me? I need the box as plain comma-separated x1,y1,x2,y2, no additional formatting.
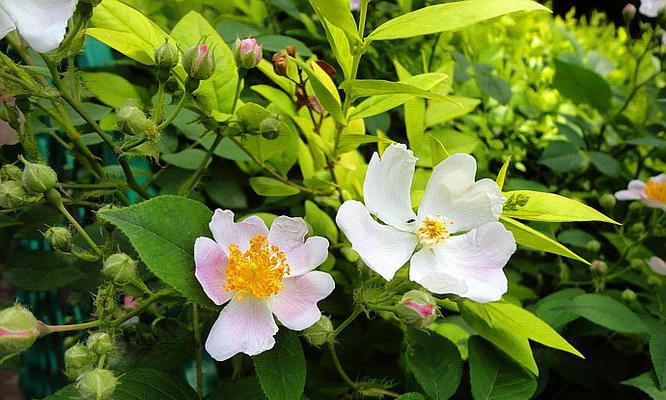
630,258,644,269
154,41,179,71
0,164,22,181
629,201,643,212
116,102,157,138
395,290,438,328
183,42,216,81
647,275,662,286
586,240,601,253
102,253,139,286
77,369,117,400
259,115,281,140
44,226,72,251
87,332,113,356
599,193,616,209
622,288,637,302
630,222,645,234
19,155,57,193
622,4,636,23
590,260,608,274
65,343,95,380
302,315,334,347
0,180,28,208
0,305,40,353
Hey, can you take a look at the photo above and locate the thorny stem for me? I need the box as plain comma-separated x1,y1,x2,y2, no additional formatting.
328,342,356,389
332,308,362,339
157,91,188,131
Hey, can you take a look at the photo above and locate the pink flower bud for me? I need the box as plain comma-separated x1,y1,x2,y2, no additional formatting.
122,295,139,309
623,3,637,22
590,260,608,274
0,305,40,353
234,38,262,69
395,290,438,328
648,256,666,276
183,42,216,81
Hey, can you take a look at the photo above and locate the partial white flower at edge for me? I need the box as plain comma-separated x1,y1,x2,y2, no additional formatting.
639,0,666,17
195,210,334,361
615,174,666,210
0,0,78,53
336,144,517,303
648,256,666,276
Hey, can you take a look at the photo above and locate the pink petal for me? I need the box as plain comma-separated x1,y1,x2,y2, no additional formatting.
269,271,335,330
209,209,268,253
648,256,666,276
205,297,277,361
0,120,19,146
194,237,232,305
268,216,329,275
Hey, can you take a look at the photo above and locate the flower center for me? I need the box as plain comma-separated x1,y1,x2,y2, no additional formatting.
645,179,666,203
224,235,290,300
416,215,452,248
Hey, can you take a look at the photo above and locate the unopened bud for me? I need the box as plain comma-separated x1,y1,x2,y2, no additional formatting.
102,253,139,286
590,260,608,274
622,3,636,23
586,240,601,253
630,258,644,269
183,42,216,81
19,155,57,193
77,369,117,400
648,256,666,276
234,38,262,69
272,51,289,77
65,343,95,380
629,201,643,212
302,315,334,346
630,222,645,234
154,40,179,71
395,290,438,328
647,275,662,286
0,305,39,353
259,115,281,140
0,164,21,181
117,102,157,138
87,332,113,356
599,193,616,209
0,180,28,208
285,45,296,58
622,288,637,302
44,226,72,252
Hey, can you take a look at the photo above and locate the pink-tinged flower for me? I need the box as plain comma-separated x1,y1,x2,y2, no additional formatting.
195,210,334,361
0,94,21,148
615,174,666,210
0,1,78,53
122,296,139,309
639,0,666,17
234,38,262,69
336,144,516,303
648,256,666,276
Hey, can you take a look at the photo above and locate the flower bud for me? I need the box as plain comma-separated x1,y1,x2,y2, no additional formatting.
102,253,139,286
599,193,616,209
272,51,289,77
622,3,636,23
648,256,666,276
647,275,662,286
285,45,296,58
154,40,179,71
44,226,72,252
0,164,22,181
590,260,608,274
77,369,117,400
65,343,95,380
586,240,601,253
302,315,334,346
259,115,281,140
234,38,262,69
87,332,113,356
622,288,637,302
630,222,645,234
19,155,57,193
183,42,216,81
0,180,28,208
0,305,40,353
395,290,438,328
117,102,157,138
628,201,643,212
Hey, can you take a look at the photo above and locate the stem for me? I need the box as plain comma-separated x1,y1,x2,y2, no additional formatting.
110,289,171,328
193,304,203,399
180,132,224,196
59,182,126,190
41,320,101,335
332,308,362,339
231,68,246,114
328,342,356,389
157,92,187,131
45,189,103,257
58,13,86,52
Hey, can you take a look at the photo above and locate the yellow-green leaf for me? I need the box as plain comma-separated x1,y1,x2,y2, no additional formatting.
307,0,361,42
496,156,512,190
290,57,346,125
503,190,619,224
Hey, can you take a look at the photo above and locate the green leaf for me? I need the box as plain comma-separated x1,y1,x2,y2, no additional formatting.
100,195,214,307
502,190,618,224
250,177,300,197
253,330,306,400
425,96,480,127
307,0,360,42
430,136,449,166
340,78,453,102
623,371,666,400
88,0,170,66
651,330,666,390
496,157,512,191
162,149,209,170
290,57,346,125
207,377,268,400
553,59,612,112
538,140,587,173
319,18,353,80
475,70,511,105
533,288,585,329
305,200,338,243
500,216,588,264
83,72,141,108
367,0,549,41
336,134,391,155
171,11,239,114
397,394,426,400
5,251,84,291
0,214,21,228
555,293,649,334
587,151,621,178
406,328,463,400
469,336,537,400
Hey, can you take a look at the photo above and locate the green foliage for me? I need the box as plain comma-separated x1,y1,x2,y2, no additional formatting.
253,330,306,400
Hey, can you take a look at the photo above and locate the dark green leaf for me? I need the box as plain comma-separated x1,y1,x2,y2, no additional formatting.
538,141,586,173
5,251,84,291
555,293,648,334
651,330,666,390
253,330,306,400
207,376,268,400
250,177,300,197
553,59,612,112
475,70,511,104
587,151,621,177
623,371,666,400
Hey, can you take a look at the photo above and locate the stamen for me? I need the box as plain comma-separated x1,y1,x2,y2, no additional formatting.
416,214,452,248
645,179,666,204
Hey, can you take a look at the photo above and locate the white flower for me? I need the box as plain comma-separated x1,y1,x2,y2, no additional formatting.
615,174,666,210
350,0,361,11
336,144,516,303
195,210,334,361
639,0,666,17
648,256,666,276
0,0,78,53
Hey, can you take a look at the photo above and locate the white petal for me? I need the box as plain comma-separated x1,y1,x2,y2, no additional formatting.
205,297,278,362
651,174,666,184
410,222,516,302
336,200,417,281
648,256,666,276
268,216,308,254
1,0,78,53
363,143,417,231
194,237,232,306
209,209,268,253
268,216,329,276
639,0,666,17
0,6,15,39
269,271,335,330
615,179,646,201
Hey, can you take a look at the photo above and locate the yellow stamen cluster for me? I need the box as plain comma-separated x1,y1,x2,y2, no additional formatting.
645,179,666,204
224,235,290,300
416,215,453,248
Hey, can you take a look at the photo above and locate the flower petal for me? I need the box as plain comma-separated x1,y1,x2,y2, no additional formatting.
615,179,646,200
205,297,278,362
268,216,308,253
209,209,268,253
363,143,417,231
639,0,666,17
268,216,329,276
269,271,335,330
0,7,15,39
1,0,78,53
194,237,232,306
410,222,516,302
648,256,666,276
337,200,418,281
0,120,19,147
